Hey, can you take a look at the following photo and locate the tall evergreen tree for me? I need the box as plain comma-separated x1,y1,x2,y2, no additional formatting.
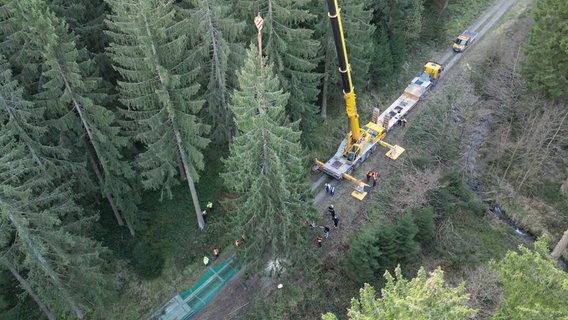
346,216,421,283
0,56,57,170
492,239,568,318
522,0,568,101
0,259,55,320
393,213,420,263
323,266,477,319
0,114,114,319
186,0,246,145
48,0,109,54
222,46,316,270
105,0,210,229
370,0,424,85
7,0,140,234
235,0,322,146
48,0,116,89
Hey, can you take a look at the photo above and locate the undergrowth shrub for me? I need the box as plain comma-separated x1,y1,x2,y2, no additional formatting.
131,241,164,280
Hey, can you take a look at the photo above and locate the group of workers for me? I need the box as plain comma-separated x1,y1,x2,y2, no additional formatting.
201,201,214,221
366,171,378,187
324,183,336,196
316,204,340,247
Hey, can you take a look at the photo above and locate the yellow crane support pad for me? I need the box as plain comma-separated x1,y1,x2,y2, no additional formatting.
385,145,405,160
351,180,371,201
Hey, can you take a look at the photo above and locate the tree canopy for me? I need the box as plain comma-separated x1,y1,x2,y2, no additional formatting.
322,265,477,320
222,45,317,270
491,239,568,319
522,0,568,101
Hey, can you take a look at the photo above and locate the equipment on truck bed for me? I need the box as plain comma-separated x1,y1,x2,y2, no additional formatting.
453,30,478,53
376,61,443,130
315,0,404,193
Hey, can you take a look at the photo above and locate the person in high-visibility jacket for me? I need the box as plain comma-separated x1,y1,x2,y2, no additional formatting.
206,201,213,212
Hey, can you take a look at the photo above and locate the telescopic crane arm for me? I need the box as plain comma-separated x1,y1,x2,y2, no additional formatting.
325,0,361,142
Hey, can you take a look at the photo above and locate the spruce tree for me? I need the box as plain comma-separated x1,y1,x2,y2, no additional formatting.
522,0,568,101
492,239,568,318
323,266,476,319
0,259,55,320
48,0,116,87
370,22,394,86
0,120,114,319
347,221,413,283
236,0,322,146
8,0,140,234
105,0,210,229
222,46,316,270
186,0,246,145
48,0,108,53
345,228,383,282
370,0,424,85
393,213,420,263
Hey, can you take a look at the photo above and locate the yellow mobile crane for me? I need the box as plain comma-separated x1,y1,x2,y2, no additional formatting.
316,0,404,189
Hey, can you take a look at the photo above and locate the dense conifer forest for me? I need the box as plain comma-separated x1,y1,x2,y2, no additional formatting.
1,0,566,319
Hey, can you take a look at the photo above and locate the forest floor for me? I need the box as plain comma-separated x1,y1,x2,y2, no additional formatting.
190,0,529,319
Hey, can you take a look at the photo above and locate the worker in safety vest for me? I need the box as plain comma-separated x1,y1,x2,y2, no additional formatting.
372,172,378,187
203,256,209,266
202,210,207,221
207,201,213,212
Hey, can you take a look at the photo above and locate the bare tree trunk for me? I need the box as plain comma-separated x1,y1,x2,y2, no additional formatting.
1,259,56,320
321,74,328,119
85,145,125,226
175,131,205,230
552,230,568,259
84,149,135,236
321,47,331,119
179,158,187,181
7,212,86,319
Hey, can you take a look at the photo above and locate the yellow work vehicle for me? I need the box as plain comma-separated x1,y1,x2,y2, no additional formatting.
453,30,478,53
315,0,404,199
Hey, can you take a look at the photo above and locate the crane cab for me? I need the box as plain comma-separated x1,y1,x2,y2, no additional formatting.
422,61,444,84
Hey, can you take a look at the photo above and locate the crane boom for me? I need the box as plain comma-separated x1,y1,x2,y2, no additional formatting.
325,0,361,142
315,0,407,188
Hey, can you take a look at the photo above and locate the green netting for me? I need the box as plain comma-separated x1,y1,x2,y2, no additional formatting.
153,256,240,320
